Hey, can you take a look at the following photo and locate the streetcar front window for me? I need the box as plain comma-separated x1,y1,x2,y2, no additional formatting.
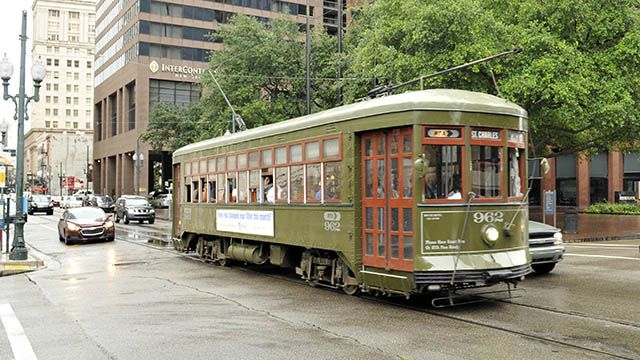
508,148,524,198
423,145,462,200
471,145,501,198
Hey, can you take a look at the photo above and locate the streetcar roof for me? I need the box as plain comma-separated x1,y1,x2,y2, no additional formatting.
173,89,527,158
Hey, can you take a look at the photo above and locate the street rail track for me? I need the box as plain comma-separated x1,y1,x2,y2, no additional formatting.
27,215,639,360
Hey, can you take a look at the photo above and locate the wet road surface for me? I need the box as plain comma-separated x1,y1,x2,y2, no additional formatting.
1,209,639,359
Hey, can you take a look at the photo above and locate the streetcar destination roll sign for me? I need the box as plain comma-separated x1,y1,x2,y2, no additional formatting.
425,128,460,138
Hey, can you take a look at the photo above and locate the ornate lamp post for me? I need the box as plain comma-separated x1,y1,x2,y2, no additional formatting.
0,11,46,260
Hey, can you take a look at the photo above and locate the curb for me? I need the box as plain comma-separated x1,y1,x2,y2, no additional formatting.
0,249,45,277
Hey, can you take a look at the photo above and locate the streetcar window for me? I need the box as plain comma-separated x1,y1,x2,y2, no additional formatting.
423,145,462,200
216,174,225,202
305,141,320,161
376,159,385,198
323,138,339,159
217,157,225,172
364,160,374,198
324,162,341,201
192,161,199,175
403,208,413,260
275,147,287,165
391,158,399,198
238,171,248,203
184,162,191,176
290,144,302,163
207,159,216,173
403,158,413,198
290,165,304,202
261,149,273,167
471,145,501,198
238,153,247,169
208,180,216,203
200,178,207,202
261,171,274,203
227,172,237,203
249,170,260,203
227,155,236,171
306,164,322,202
249,151,259,168
508,148,524,198
185,183,191,203
192,181,199,202
199,160,207,173
275,167,288,202
364,138,372,156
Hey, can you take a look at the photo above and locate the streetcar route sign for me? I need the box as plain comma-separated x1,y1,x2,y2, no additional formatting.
216,209,274,237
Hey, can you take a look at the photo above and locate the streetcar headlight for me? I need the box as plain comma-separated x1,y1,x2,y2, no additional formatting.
482,225,500,246
553,231,563,245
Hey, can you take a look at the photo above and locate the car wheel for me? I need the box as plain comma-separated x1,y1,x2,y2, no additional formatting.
123,213,130,224
532,263,556,274
64,236,73,245
47,210,53,215
148,218,155,224
114,213,120,223
138,220,143,224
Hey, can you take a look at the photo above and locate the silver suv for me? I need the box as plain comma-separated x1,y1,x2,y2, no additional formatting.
114,195,155,224
528,220,565,274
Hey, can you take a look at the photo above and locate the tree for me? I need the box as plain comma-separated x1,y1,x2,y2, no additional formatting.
345,0,640,156
200,14,341,131
140,102,206,152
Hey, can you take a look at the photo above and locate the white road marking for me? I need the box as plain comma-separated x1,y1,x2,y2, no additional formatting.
567,243,639,248
565,253,640,261
0,304,37,360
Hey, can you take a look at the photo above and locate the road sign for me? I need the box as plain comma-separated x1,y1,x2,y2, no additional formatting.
0,165,5,188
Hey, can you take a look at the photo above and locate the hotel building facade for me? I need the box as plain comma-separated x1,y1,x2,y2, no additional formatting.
93,0,346,198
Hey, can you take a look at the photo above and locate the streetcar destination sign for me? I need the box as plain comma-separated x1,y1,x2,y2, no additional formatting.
425,128,460,138
471,129,501,140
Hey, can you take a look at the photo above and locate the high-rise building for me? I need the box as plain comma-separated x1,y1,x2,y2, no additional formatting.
26,0,95,195
93,0,347,198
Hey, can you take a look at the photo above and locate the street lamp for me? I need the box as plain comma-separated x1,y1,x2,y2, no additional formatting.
1,10,46,260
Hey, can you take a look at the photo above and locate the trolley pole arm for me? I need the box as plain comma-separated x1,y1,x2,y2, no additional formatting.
368,46,523,98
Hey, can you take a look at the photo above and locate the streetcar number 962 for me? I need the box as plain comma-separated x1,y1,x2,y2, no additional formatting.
473,211,504,224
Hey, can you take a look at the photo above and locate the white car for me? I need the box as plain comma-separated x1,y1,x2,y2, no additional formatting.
61,195,84,209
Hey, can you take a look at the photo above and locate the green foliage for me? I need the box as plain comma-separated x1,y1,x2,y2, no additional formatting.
345,0,640,156
200,15,341,130
584,202,640,214
140,102,213,152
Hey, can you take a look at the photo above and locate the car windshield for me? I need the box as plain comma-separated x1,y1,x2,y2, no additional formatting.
67,207,107,220
97,196,113,204
32,195,49,202
126,199,149,206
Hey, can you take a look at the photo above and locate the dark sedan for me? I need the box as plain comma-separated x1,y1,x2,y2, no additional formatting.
85,195,115,213
28,195,54,215
58,207,115,245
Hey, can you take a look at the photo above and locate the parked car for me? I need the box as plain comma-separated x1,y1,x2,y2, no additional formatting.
57,207,115,245
85,195,115,213
528,220,565,274
61,195,84,209
114,195,155,224
27,195,54,215
50,195,62,207
152,194,171,209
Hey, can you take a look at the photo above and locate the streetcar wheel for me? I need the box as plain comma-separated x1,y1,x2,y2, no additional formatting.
218,257,232,267
342,284,360,296
532,263,556,274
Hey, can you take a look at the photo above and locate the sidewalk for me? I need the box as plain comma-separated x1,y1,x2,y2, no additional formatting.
0,252,44,277
530,206,640,242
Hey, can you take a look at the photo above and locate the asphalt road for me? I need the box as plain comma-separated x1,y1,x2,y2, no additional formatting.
1,209,639,360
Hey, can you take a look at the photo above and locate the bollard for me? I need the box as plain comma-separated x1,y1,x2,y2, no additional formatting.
563,207,578,233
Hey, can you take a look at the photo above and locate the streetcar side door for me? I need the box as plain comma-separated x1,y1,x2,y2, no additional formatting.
361,127,414,272
173,163,181,237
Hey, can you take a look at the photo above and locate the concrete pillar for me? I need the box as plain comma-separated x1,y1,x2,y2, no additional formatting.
577,156,590,210
608,151,623,202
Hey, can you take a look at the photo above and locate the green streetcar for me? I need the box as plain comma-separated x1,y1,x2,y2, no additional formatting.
172,89,531,303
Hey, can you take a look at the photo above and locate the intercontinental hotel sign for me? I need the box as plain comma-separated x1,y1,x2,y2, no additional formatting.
149,60,207,78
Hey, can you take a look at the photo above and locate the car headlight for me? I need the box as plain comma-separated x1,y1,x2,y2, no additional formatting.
553,231,563,245
67,223,81,231
104,220,114,229
482,224,500,246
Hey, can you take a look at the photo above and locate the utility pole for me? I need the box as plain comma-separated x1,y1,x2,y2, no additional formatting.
305,0,311,115
337,0,343,105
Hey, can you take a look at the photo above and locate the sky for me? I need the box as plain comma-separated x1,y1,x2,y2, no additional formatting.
1,1,38,149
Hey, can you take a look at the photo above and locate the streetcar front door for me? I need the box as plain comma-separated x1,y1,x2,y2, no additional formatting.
362,128,414,272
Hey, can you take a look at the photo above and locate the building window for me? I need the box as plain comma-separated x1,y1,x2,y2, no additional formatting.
110,94,117,136
53,109,58,116
556,154,577,206
74,60,79,68
73,122,78,128
590,152,608,204
86,61,92,68
66,109,71,116
45,121,51,128
127,82,136,130
85,122,91,129
73,109,79,117
46,83,51,90
53,84,59,91
67,60,72,67
54,59,59,66
46,58,52,66
49,9,60,17
53,121,58,128
65,121,71,128
66,97,71,104
69,11,79,19
45,108,51,115
149,79,200,110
